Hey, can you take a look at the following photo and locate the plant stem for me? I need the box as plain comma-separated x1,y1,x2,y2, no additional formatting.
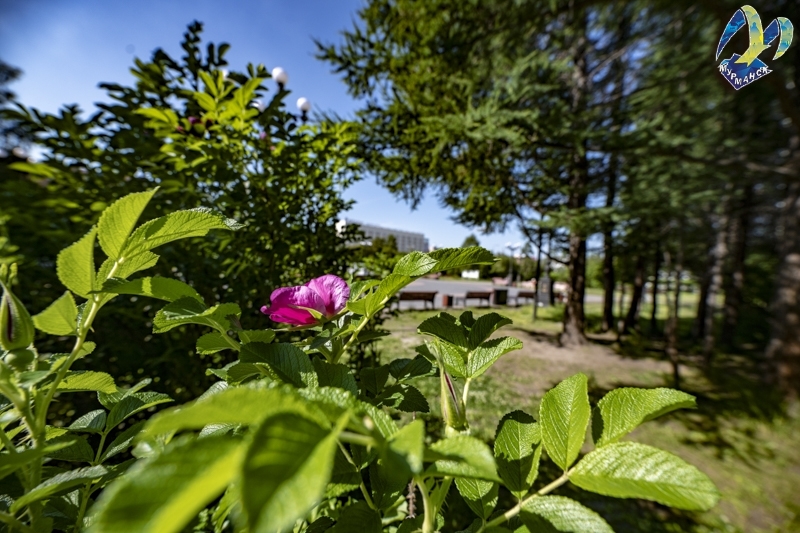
338,431,376,448
0,510,37,533
337,442,377,510
462,378,472,410
478,472,572,532
336,317,371,364
0,426,18,453
414,476,436,533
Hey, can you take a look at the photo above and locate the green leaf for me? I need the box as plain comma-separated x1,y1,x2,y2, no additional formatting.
122,207,243,257
313,359,358,395
388,355,433,381
143,387,319,438
368,458,408,510
11,465,107,513
540,373,590,471
239,329,276,344
418,313,469,348
360,365,390,395
307,517,335,533
570,442,720,511
456,478,499,520
375,384,430,413
45,435,95,463
330,501,382,533
593,388,696,447
68,410,107,434
427,340,467,378
393,251,438,277
494,410,543,496
241,411,343,533
152,298,240,334
101,421,146,462
0,440,75,480
387,419,425,474
58,371,117,394
98,276,203,303
425,435,500,481
196,332,236,354
428,247,495,272
240,342,318,388
96,252,159,287
466,337,522,378
97,189,158,259
468,313,512,349
56,227,97,298
33,291,78,335
520,495,613,533
89,435,242,533
106,392,172,430
363,273,412,316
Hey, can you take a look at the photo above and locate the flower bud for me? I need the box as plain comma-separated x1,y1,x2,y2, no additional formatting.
440,367,468,433
0,281,35,352
4,347,35,371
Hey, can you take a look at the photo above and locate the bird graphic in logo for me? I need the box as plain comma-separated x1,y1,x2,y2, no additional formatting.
716,5,793,90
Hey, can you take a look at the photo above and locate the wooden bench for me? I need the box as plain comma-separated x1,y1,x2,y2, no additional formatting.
397,291,437,309
515,290,537,306
454,291,492,307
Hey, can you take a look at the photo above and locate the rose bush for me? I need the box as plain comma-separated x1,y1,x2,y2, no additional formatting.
0,191,719,532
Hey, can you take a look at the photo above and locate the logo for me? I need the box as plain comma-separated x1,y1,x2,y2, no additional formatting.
716,5,793,90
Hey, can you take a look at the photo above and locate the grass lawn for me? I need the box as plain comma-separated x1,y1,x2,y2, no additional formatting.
373,299,800,533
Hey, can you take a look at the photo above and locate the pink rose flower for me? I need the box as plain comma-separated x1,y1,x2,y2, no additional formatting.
261,275,350,326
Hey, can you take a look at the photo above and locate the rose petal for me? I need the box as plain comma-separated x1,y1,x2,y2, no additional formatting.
305,275,350,316
269,286,327,315
266,306,317,326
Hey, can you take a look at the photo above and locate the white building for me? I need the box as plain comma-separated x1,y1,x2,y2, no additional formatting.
336,218,429,253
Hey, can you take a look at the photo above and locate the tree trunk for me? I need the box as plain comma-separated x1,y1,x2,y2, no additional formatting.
693,269,710,340
765,178,800,394
616,281,626,342
650,240,661,335
601,170,617,332
663,250,681,389
533,228,543,321
623,254,645,334
562,229,587,346
721,187,751,349
703,206,729,364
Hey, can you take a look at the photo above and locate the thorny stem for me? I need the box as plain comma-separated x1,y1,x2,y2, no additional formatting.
477,471,573,533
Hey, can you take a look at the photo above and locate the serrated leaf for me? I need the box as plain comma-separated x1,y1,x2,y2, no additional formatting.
68,410,107,434
95,252,159,288
89,435,242,533
375,384,430,413
387,419,425,474
239,329,275,344
106,392,172,430
456,478,499,520
368,458,409,510
363,273,412,316
331,501,382,533
593,388,696,447
99,421,145,462
428,247,495,272
388,355,434,381
142,387,319,438
494,410,542,496
466,337,522,378
307,516,335,533
58,371,117,394
418,313,469,348
0,440,75,480
97,378,151,409
313,359,357,395
12,465,107,512
97,189,158,259
360,365,390,395
33,291,78,335
468,313,512,349
425,436,500,481
520,495,613,533
45,435,95,463
57,227,97,298
122,207,242,257
196,332,235,354
393,252,438,277
239,342,317,388
427,340,467,378
570,442,720,511
242,411,343,533
540,373,590,471
98,276,202,303
152,298,240,334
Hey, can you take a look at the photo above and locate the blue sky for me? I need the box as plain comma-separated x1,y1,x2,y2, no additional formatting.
0,0,527,252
